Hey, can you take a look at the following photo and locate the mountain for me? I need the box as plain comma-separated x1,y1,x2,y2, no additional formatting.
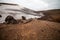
0,2,18,6
0,2,44,23
0,2,60,23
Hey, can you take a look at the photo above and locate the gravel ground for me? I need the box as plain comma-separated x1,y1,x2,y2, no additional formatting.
0,20,60,40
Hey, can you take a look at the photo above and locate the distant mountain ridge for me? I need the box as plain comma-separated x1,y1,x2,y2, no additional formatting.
0,2,18,6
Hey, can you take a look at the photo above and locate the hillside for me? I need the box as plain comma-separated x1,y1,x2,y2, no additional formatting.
37,9,60,15
36,9,60,23
0,3,43,23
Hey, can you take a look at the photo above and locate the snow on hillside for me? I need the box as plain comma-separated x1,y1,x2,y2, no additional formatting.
0,3,44,23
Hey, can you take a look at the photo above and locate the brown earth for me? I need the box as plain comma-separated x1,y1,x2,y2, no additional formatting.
0,19,60,40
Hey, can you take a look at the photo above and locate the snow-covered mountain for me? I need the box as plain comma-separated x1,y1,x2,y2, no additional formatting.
0,3,44,23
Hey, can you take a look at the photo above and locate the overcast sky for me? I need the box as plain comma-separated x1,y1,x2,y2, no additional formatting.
0,0,60,11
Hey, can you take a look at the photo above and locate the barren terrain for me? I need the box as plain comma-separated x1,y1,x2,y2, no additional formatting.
0,19,60,40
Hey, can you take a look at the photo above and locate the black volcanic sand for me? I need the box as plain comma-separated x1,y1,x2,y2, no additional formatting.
0,20,60,40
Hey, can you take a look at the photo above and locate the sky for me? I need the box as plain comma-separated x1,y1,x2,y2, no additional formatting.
0,0,60,11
